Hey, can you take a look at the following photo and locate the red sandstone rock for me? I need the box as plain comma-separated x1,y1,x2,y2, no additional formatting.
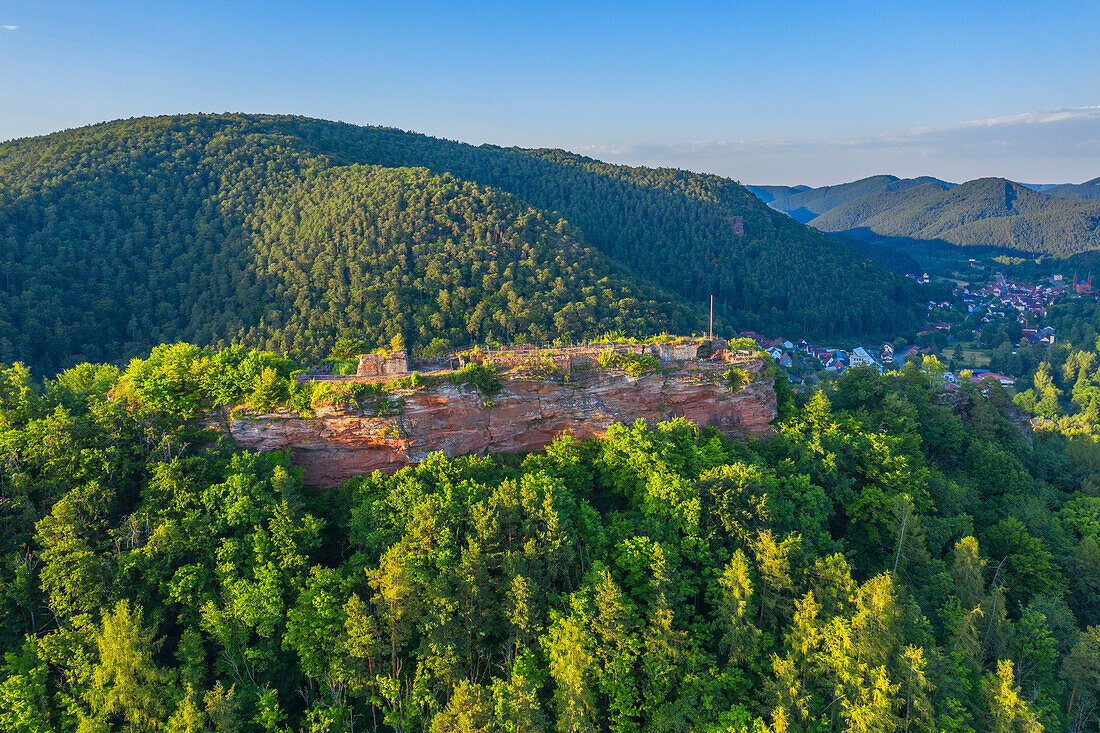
229,360,776,487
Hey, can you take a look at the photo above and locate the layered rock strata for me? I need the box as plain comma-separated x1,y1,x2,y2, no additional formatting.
230,358,776,487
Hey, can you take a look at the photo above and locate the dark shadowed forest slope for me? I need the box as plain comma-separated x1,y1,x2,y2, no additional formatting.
810,178,1100,255
0,114,920,374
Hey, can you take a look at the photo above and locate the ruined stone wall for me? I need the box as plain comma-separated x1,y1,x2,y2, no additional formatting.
356,352,409,377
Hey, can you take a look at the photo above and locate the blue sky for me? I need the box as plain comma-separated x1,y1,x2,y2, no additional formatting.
2,0,1099,185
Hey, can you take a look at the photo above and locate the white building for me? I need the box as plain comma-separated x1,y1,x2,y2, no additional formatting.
849,347,883,373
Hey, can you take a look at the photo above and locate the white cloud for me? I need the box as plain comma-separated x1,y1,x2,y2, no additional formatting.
2,25,17,31
906,106,1100,136
574,106,1100,185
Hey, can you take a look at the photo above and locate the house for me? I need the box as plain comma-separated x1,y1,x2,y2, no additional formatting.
781,340,795,350
779,353,793,369
971,373,1015,388
899,345,921,366
849,347,882,373
1038,326,1056,345
739,331,776,348
767,346,784,361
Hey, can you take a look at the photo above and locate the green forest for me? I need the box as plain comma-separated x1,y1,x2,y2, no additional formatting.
811,179,1100,255
2,345,1099,732
748,176,952,225
0,114,921,375
1013,298,1100,435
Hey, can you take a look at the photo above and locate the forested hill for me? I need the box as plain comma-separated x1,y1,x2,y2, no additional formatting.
748,175,954,223
0,114,920,374
1045,176,1100,200
810,177,1100,254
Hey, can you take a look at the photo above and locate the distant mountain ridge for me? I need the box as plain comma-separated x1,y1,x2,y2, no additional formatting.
748,175,954,223
811,177,1100,254
742,184,811,209
750,174,1100,255
1044,176,1100,200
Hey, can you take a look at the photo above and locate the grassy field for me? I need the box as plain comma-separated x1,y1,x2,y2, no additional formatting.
952,344,993,369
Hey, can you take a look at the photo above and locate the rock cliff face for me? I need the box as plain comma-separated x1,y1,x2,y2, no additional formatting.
229,359,776,487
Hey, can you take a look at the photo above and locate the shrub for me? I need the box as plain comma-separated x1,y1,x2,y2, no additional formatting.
727,337,764,354
723,366,750,390
516,357,563,380
452,363,501,395
329,336,366,361
331,360,359,376
387,372,427,390
597,350,661,377
117,343,298,419
246,366,289,412
307,381,365,409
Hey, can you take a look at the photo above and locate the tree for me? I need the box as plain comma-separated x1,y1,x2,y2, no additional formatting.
83,601,170,732
950,536,986,612
0,639,53,733
1063,627,1100,733
329,337,366,362
492,653,548,733
430,680,495,733
982,660,1042,733
545,607,597,733
753,530,801,632
897,645,934,733
588,571,640,733
716,550,760,666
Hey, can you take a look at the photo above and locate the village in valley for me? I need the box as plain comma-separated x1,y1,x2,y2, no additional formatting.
744,265,1097,391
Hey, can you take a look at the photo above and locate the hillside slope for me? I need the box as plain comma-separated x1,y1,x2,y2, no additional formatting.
0,114,920,372
811,177,1100,254
1045,176,1100,200
804,180,954,232
749,175,953,222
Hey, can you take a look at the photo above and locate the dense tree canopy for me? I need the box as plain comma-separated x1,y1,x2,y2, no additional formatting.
812,178,1100,255
0,348,1097,731
0,114,920,375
